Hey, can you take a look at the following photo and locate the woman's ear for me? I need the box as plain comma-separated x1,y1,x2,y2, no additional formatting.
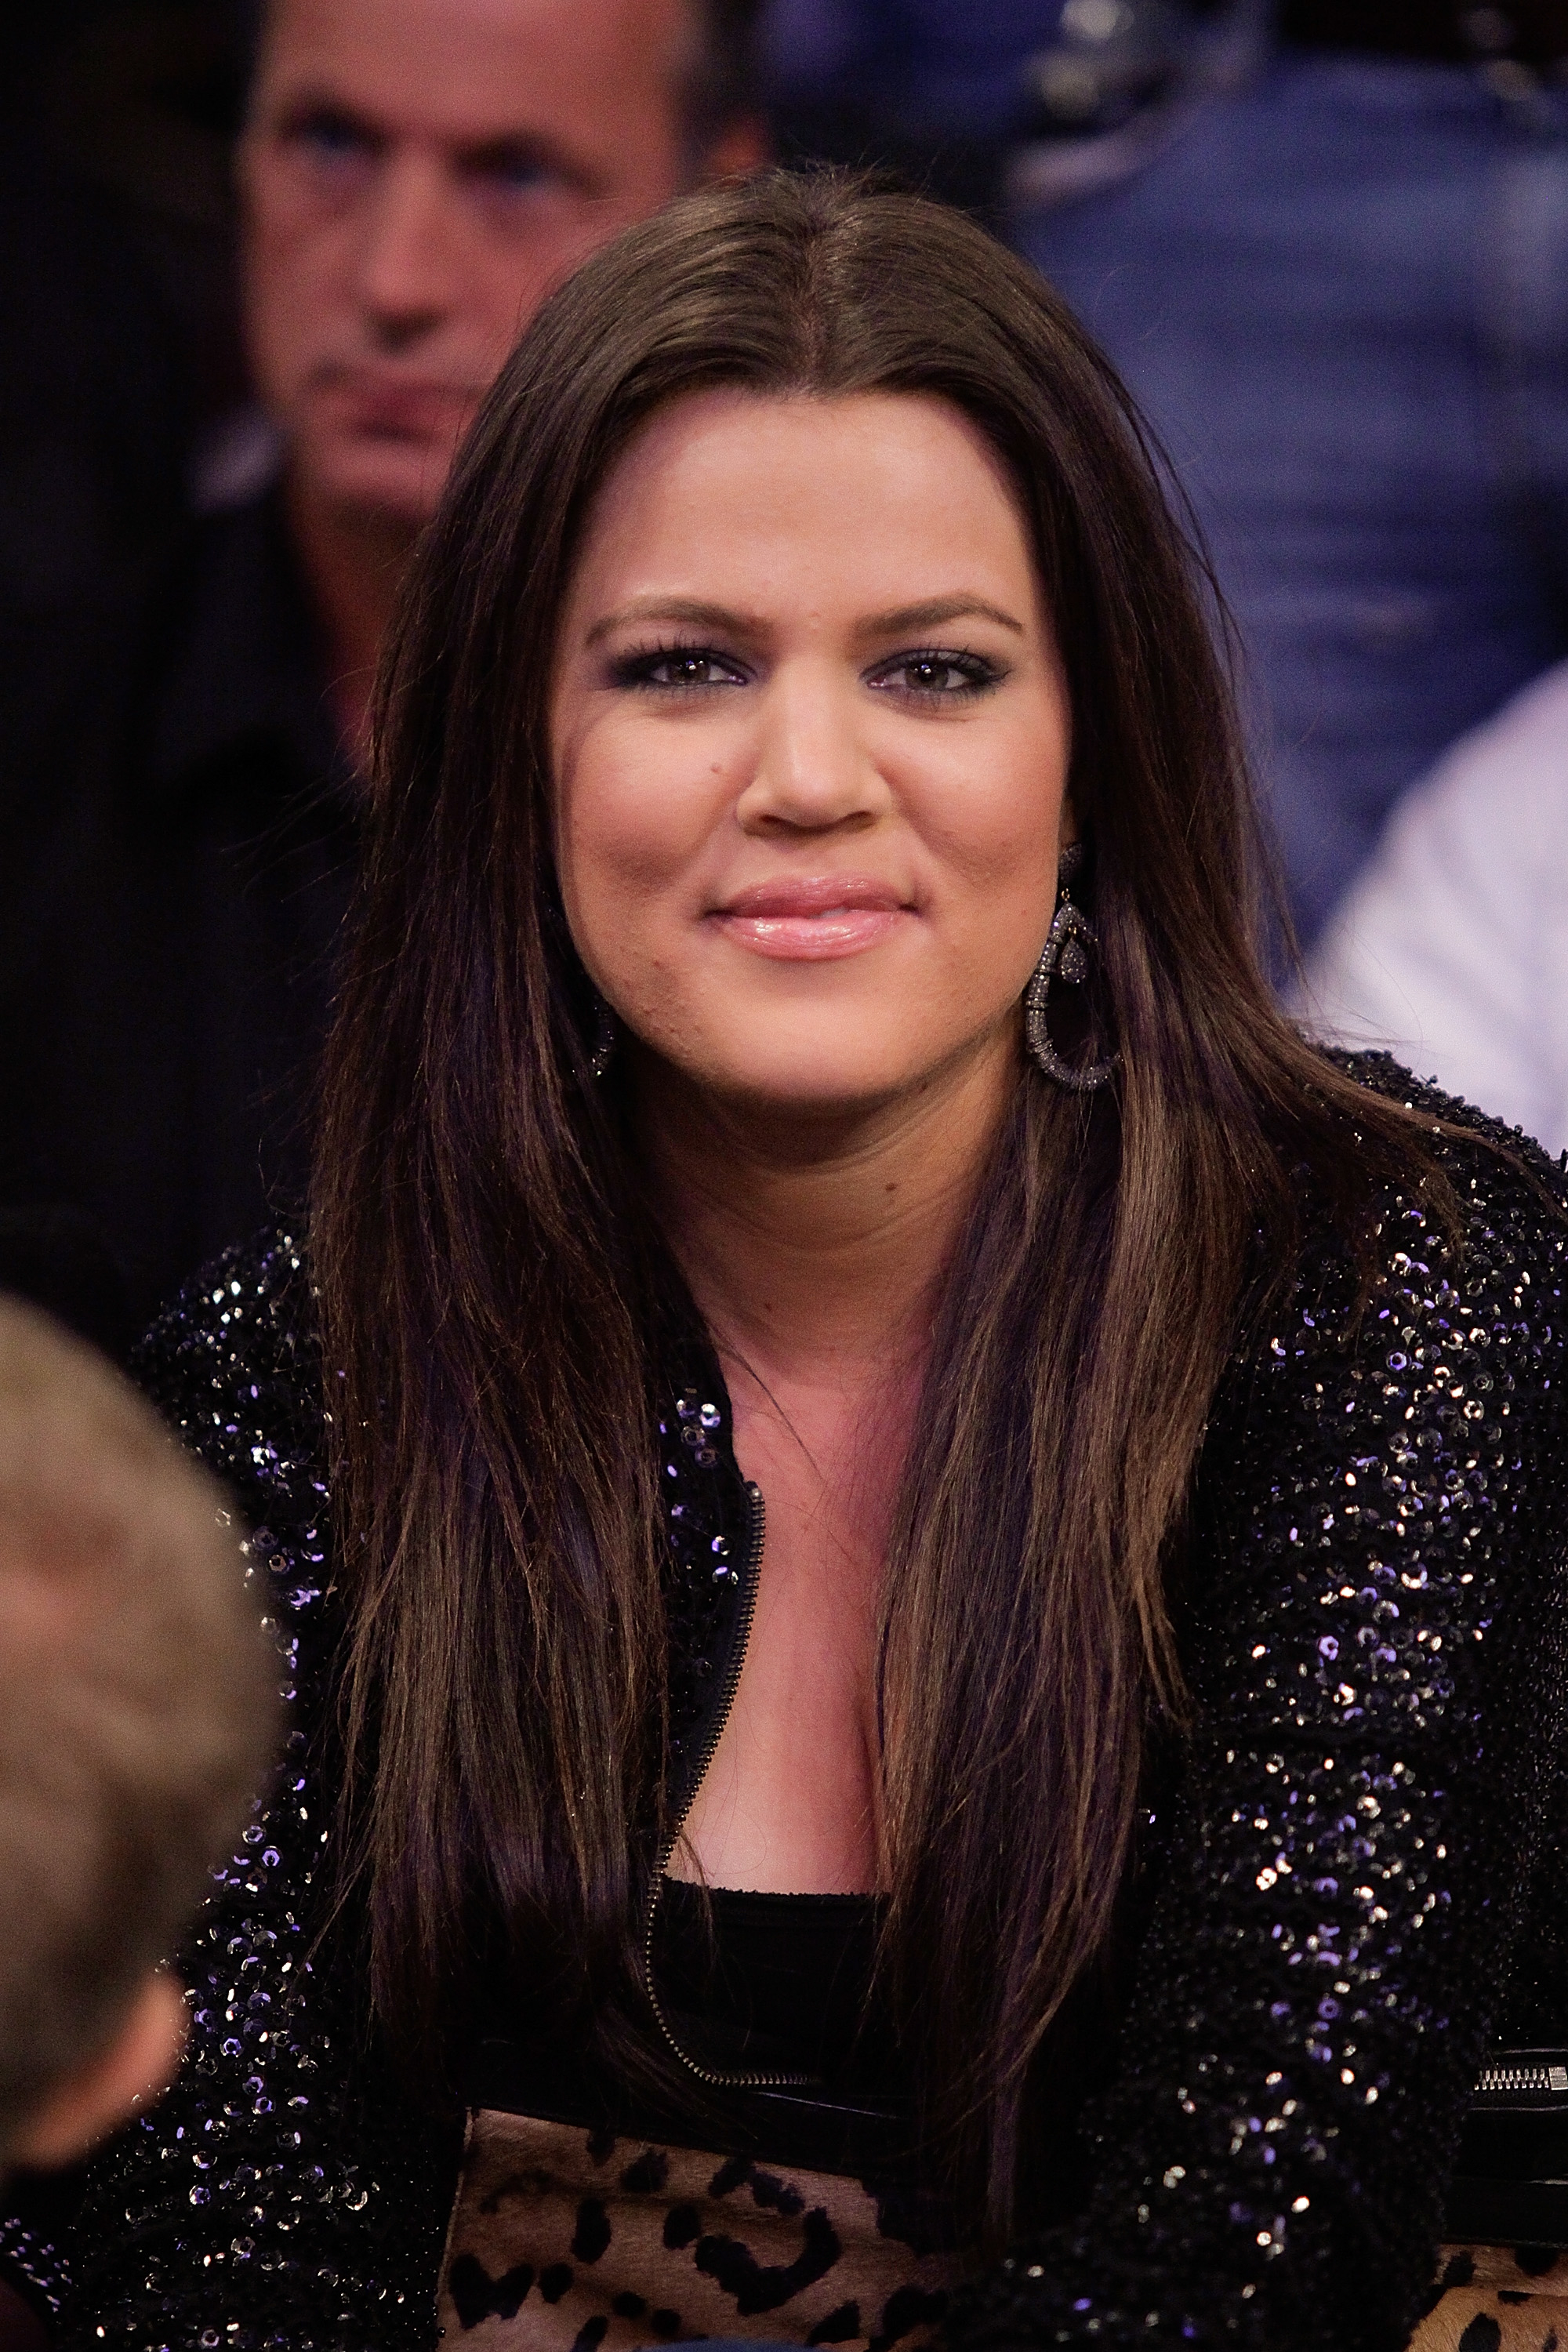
11,1970,187,2170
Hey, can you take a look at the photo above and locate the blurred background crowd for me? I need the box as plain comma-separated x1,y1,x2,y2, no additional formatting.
3,0,1568,1364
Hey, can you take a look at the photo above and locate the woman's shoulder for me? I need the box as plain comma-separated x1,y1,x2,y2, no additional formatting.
1184,1051,1568,1708
1207,1050,1568,1520
1316,1047,1568,1323
1334,1044,1568,1203
132,1222,329,1545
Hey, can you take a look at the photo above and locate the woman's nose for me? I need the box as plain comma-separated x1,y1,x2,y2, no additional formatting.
734,666,889,836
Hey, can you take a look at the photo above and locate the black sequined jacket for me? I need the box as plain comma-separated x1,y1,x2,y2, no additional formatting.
8,1060,1568,2352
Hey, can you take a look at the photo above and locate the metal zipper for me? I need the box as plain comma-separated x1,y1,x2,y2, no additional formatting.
1476,2057,1568,2097
643,1479,814,2091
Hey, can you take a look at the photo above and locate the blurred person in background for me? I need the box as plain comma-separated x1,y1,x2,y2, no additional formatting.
768,1,1568,949
1301,660,1568,1156
1014,0,1568,946
0,1297,278,2349
763,0,1068,212
0,0,765,1338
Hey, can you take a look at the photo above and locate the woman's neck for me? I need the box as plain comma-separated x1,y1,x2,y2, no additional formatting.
642,1033,1020,1893
640,1033,1018,1392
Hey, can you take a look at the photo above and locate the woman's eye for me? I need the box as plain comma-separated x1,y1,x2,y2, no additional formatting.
613,647,746,691
873,651,998,698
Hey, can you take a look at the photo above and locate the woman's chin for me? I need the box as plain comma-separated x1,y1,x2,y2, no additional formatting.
650,1034,1007,1127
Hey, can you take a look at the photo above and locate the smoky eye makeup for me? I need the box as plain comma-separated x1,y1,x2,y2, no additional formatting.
866,646,1007,699
599,637,1008,700
606,641,753,693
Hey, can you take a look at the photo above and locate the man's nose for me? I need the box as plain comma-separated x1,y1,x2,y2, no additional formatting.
735,666,889,836
354,148,459,347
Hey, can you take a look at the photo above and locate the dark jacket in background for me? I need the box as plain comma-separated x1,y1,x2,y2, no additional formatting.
0,487,356,1334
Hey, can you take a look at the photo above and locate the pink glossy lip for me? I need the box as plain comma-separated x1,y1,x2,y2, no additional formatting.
711,877,913,961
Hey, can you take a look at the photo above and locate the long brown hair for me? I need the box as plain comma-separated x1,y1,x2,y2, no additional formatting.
312,169,1440,2232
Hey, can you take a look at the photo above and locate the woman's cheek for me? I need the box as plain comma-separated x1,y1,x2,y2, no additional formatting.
584,722,729,865
561,797,705,993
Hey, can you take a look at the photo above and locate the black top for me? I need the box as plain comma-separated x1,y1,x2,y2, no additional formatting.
0,486,355,1336
652,1885,889,2092
461,1881,916,2180
7,1059,1568,2352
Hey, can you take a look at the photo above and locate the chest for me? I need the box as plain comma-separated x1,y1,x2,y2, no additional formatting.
674,1384,893,1895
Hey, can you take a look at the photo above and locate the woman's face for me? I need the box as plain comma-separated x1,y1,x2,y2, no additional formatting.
550,387,1073,1116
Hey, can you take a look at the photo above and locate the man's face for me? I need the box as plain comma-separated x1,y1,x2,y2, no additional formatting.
240,0,741,529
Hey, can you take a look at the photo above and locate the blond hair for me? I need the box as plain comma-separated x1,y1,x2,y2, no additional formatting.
0,1297,278,2158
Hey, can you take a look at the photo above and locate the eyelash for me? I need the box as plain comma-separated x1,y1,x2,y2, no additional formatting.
608,639,1004,699
872,646,1001,699
609,640,748,691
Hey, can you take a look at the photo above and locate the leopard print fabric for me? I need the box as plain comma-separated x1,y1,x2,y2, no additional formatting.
1410,2247,1568,2352
438,2111,957,2352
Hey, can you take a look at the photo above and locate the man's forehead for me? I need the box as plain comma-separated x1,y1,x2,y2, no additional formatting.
256,0,691,136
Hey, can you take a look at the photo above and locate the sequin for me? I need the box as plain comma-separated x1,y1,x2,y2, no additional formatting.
952,1065,1568,2352
8,1056,1567,2352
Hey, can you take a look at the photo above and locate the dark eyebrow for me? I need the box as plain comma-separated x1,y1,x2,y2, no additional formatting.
584,597,764,647
584,593,1025,648
858,596,1026,638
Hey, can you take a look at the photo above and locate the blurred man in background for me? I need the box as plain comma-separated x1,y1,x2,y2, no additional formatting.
243,0,764,757
0,1297,277,2345
0,0,764,1336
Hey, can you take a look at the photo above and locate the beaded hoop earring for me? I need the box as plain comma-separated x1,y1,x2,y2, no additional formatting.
1023,845,1119,1093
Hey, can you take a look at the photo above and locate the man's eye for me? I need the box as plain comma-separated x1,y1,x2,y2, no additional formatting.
289,110,376,163
470,148,559,196
874,650,998,697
